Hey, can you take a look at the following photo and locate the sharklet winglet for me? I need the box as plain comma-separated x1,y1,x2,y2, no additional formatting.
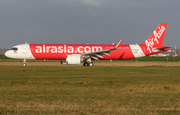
114,39,124,49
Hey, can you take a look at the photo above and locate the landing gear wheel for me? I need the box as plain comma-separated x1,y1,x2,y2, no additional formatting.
22,63,26,66
22,59,26,66
83,62,89,66
89,62,94,66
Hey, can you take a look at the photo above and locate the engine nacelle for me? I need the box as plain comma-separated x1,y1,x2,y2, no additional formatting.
60,54,82,65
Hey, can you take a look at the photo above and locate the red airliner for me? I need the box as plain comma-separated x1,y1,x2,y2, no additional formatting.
5,23,170,66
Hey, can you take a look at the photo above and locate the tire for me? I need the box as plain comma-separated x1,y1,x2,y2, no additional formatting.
22,63,26,66
89,62,94,66
83,62,89,66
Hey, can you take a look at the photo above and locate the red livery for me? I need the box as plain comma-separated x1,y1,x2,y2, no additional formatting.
5,23,170,66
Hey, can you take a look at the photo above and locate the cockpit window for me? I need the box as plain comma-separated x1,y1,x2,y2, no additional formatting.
11,47,18,50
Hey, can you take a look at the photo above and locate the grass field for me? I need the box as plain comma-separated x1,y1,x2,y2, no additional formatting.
0,62,180,115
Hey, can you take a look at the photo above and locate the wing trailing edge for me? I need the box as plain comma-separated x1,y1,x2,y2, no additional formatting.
81,39,124,60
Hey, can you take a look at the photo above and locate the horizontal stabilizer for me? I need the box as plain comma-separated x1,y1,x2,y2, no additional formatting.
153,46,171,50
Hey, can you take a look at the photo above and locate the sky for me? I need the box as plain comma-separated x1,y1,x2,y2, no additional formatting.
0,0,180,49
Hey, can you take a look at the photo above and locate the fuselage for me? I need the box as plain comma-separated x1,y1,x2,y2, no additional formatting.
4,23,170,66
5,44,168,60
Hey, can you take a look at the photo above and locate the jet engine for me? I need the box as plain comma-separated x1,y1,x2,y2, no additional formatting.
60,54,82,65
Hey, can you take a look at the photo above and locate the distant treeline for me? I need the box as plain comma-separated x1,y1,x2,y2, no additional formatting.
0,54,179,62
130,56,180,62
0,49,8,54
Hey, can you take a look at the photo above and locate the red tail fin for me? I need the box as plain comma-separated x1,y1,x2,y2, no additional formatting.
140,23,167,53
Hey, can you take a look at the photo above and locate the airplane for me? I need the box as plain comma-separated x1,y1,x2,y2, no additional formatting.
5,23,170,66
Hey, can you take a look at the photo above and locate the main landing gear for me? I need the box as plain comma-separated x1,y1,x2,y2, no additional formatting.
83,62,94,66
83,58,94,66
22,59,26,66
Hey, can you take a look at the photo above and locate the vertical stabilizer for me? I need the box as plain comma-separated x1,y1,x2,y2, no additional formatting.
140,23,167,53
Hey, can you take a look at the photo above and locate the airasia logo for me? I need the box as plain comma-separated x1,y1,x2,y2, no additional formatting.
145,25,166,53
35,45,103,54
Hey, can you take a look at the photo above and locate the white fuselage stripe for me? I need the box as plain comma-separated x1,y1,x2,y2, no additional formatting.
130,45,145,58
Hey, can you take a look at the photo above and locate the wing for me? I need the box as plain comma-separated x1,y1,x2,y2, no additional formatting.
80,39,124,60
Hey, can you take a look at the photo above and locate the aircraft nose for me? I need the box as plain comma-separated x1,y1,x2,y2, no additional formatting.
5,50,12,58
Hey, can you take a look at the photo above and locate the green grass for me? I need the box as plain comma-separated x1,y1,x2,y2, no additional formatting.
0,54,10,60
0,65,180,114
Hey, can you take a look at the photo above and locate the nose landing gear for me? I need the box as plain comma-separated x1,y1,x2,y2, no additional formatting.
22,59,26,66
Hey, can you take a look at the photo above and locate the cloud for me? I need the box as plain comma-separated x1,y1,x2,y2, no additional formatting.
82,0,101,6
0,0,180,48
